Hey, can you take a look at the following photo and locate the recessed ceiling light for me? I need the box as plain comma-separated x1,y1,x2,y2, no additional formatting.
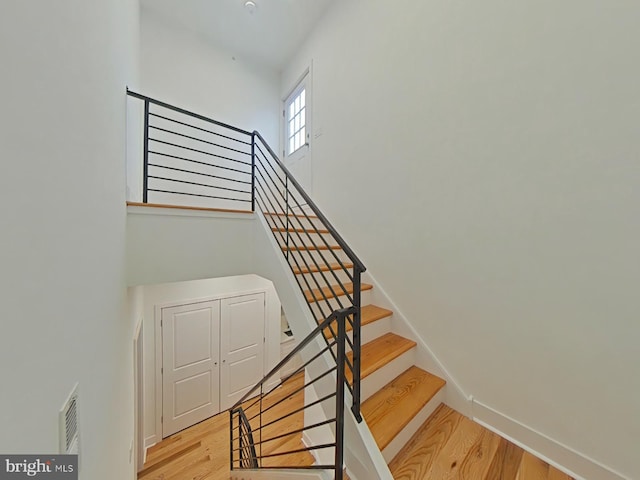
244,1,257,14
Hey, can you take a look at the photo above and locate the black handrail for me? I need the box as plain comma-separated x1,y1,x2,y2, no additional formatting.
253,131,366,273
127,89,253,136
127,89,254,210
236,408,258,469
231,308,354,409
251,134,365,419
230,307,356,480
126,90,368,475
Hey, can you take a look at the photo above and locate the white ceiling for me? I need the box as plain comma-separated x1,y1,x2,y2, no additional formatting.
140,0,336,71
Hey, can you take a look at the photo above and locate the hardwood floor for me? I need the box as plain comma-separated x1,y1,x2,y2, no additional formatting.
140,391,575,480
389,404,575,480
138,372,313,480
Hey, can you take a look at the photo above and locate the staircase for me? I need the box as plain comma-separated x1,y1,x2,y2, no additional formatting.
263,212,576,480
124,90,576,480
264,211,447,475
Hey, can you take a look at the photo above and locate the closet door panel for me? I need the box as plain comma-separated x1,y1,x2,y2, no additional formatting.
220,293,265,410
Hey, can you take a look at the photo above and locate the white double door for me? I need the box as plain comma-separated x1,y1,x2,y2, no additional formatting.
162,293,265,437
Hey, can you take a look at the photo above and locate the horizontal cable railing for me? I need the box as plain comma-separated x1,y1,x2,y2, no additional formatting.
230,307,355,479
127,90,254,211
253,131,365,421
126,90,368,478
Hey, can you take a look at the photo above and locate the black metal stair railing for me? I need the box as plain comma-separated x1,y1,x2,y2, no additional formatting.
252,131,366,421
126,90,367,477
230,307,355,479
127,90,254,211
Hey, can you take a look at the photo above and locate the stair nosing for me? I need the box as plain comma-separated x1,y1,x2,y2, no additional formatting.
293,262,354,275
323,305,393,336
281,244,342,252
346,332,416,383
264,211,319,219
304,282,373,303
272,227,330,234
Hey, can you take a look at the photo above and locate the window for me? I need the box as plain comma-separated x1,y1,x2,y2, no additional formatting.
286,87,306,155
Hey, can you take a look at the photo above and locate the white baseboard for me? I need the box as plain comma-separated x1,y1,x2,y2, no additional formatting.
144,435,156,449
471,398,629,480
143,435,157,465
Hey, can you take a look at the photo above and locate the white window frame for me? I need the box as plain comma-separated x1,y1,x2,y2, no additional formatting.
285,85,307,156
282,70,311,159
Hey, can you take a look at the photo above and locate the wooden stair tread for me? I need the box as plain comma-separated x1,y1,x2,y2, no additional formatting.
139,441,201,476
345,333,416,383
282,244,341,252
362,366,446,451
303,282,372,303
323,304,393,336
388,403,462,478
272,226,330,234
359,304,394,325
293,261,353,274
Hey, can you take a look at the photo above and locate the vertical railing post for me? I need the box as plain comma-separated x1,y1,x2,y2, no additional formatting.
251,132,256,212
229,410,234,471
259,383,263,467
285,176,290,259
351,267,363,422
142,99,150,203
334,311,346,480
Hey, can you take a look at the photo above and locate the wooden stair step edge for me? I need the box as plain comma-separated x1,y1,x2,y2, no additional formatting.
264,211,318,219
281,244,342,252
293,261,353,274
323,304,393,336
139,441,201,476
304,282,373,303
361,366,446,452
272,226,330,234
345,333,417,383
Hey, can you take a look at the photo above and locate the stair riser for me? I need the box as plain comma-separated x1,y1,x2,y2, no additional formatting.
295,269,353,289
272,231,332,247
360,347,416,403
265,214,324,232
381,390,446,463
341,316,392,354
283,249,350,271
308,290,372,318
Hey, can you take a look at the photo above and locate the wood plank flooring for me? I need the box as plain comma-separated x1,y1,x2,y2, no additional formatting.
362,366,446,451
139,391,576,480
389,404,575,480
138,372,312,480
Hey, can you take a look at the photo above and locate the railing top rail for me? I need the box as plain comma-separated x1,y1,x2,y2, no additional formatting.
126,88,253,137
253,131,367,273
231,306,356,410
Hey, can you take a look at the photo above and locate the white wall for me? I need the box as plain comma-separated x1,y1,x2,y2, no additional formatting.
135,275,280,446
140,8,280,146
282,1,640,478
0,1,139,479
126,207,255,286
